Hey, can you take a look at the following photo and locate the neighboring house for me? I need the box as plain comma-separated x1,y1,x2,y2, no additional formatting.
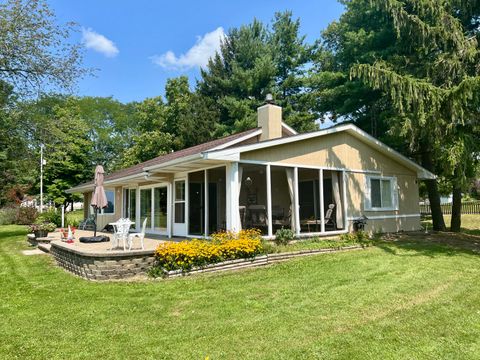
67,101,434,238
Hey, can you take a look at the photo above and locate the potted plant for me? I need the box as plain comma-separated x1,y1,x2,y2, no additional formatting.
29,222,56,238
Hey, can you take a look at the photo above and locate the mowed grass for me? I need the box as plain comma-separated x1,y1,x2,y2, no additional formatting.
1,224,480,359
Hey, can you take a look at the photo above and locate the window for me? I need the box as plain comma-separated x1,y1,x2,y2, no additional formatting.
91,189,115,215
103,190,115,214
174,180,185,223
366,176,397,210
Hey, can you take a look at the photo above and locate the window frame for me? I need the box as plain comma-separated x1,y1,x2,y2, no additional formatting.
174,179,186,224
365,175,398,211
90,189,116,216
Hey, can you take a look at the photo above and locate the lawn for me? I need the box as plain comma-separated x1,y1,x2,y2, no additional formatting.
1,222,480,359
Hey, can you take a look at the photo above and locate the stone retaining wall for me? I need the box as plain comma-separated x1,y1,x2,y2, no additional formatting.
50,242,366,281
50,242,155,280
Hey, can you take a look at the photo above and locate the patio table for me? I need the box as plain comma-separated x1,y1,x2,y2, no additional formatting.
109,220,135,250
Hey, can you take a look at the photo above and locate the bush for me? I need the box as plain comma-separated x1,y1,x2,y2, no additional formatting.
15,206,38,225
36,209,62,227
274,227,295,245
150,229,263,276
0,207,17,225
339,231,370,244
66,217,80,228
29,222,57,233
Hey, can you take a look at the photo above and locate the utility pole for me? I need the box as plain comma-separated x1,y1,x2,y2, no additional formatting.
40,144,45,213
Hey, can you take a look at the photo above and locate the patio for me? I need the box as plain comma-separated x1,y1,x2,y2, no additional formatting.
54,228,170,252
37,229,178,281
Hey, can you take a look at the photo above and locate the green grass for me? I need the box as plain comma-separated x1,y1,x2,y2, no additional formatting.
422,214,480,235
1,225,480,359
66,209,84,224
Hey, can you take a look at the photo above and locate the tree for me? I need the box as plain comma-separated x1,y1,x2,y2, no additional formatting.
349,0,480,231
18,95,94,207
198,12,317,135
0,81,32,205
312,0,480,231
0,0,87,96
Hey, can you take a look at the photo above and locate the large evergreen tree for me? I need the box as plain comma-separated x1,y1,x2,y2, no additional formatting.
198,12,317,135
349,0,480,231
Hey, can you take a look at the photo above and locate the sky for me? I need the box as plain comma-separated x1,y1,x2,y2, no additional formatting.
50,0,345,103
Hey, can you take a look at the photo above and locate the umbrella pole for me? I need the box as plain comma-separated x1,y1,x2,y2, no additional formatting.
94,206,98,237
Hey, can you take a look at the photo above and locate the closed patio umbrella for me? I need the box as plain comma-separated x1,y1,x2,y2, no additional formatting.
91,165,108,237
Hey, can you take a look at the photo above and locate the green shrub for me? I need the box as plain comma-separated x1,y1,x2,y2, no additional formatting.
66,217,80,228
339,231,370,244
37,209,62,227
29,222,56,233
274,227,295,245
15,206,38,225
0,207,17,225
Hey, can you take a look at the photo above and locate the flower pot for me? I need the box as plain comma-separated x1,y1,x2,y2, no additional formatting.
34,230,48,238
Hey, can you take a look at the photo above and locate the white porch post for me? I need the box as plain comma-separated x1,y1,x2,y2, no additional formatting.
226,162,240,232
319,169,325,233
342,171,348,231
294,167,300,235
266,164,273,237
167,182,173,238
185,173,189,235
204,170,209,237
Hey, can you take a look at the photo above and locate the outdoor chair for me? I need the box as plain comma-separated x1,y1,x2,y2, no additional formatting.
79,214,95,230
324,204,337,230
110,218,132,251
128,218,147,251
249,205,268,228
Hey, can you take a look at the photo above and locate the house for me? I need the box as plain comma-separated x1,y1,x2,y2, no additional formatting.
67,100,434,238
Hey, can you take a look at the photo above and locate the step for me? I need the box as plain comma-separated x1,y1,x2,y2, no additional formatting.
38,243,51,253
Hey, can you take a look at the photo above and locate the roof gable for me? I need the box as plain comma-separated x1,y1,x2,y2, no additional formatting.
204,124,435,179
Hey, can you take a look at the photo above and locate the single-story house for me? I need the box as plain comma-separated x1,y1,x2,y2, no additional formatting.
67,101,434,238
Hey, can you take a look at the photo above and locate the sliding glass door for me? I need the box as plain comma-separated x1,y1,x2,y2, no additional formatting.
139,185,169,234
140,188,152,229
153,187,168,232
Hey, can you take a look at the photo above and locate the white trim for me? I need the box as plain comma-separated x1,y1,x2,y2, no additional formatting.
293,167,300,236
167,182,172,238
144,154,202,172
266,164,272,237
203,124,435,179
342,170,348,230
226,162,240,231
211,129,262,150
364,175,399,211
238,159,382,175
204,170,209,237
281,122,298,135
319,169,325,233
347,214,420,220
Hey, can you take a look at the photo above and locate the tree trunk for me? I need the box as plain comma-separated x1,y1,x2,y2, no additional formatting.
70,201,74,212
420,143,446,231
450,172,462,232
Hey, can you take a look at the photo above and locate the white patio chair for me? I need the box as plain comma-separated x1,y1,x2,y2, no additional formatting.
128,218,148,251
110,218,131,251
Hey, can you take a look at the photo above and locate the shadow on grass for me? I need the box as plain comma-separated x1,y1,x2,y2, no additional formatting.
374,231,480,258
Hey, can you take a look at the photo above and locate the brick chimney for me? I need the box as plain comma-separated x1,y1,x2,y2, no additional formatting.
257,95,282,141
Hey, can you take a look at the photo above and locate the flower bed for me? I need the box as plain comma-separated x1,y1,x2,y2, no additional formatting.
150,229,263,277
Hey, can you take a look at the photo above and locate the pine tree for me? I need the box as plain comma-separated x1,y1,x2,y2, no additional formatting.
349,0,480,231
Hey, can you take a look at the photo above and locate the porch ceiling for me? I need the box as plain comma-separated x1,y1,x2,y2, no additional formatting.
147,159,228,174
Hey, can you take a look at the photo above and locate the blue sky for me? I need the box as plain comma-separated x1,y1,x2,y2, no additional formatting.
50,0,344,103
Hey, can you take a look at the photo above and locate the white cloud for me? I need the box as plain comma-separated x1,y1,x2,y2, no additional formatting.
82,28,119,58
151,27,225,70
